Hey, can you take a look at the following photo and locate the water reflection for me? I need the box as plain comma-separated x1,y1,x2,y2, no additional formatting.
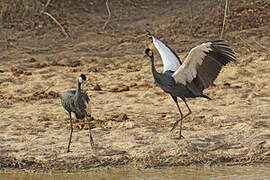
1,166,270,180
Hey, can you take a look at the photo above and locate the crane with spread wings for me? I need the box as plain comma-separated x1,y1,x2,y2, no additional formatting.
145,37,236,138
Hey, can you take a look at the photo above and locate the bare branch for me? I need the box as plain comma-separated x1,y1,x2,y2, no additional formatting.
42,0,52,12
189,0,194,35
220,0,228,39
103,0,112,30
42,11,70,38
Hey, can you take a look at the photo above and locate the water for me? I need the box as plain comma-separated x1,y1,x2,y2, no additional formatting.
1,166,270,180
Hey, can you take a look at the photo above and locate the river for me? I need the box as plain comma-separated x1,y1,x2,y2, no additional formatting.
1,165,270,180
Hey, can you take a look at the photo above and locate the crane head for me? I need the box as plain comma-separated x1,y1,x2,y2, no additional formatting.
145,48,153,57
79,74,87,84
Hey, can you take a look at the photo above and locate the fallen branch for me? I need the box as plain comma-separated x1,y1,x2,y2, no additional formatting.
40,0,69,38
254,41,269,51
238,36,255,53
103,0,112,30
42,0,52,12
41,11,70,38
220,0,228,39
44,85,53,92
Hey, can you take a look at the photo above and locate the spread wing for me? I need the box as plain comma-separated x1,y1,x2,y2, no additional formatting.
151,36,182,72
172,40,236,90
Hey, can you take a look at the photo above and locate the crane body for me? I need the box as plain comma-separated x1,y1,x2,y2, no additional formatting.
60,74,93,152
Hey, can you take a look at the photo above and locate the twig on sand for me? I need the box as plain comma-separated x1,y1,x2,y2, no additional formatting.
239,36,268,52
44,85,52,92
254,41,269,51
41,11,70,38
42,0,52,12
40,0,70,38
103,0,112,30
220,0,228,39
238,36,254,53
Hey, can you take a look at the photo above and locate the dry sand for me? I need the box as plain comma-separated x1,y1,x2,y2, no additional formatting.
0,0,269,171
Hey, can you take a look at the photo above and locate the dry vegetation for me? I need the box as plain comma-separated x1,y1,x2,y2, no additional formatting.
0,0,269,172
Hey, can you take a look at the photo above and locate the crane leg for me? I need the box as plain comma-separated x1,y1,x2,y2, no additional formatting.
170,97,192,139
170,96,184,139
87,116,94,148
67,112,73,153
182,98,192,119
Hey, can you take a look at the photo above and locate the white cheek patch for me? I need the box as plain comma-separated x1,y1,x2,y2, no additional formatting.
79,77,83,83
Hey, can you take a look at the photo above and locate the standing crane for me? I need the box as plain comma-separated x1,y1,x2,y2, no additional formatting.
60,74,93,152
145,36,236,138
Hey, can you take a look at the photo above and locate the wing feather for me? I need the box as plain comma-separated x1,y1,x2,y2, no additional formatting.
152,36,181,72
172,40,235,91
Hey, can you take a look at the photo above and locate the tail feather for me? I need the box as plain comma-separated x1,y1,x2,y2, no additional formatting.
201,94,212,100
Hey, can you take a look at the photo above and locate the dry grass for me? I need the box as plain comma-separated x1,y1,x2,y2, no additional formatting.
0,0,42,22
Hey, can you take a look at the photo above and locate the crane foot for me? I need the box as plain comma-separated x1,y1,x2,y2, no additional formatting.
178,135,185,139
66,149,71,153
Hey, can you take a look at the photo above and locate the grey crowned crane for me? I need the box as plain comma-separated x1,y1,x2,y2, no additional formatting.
60,74,93,152
145,37,236,138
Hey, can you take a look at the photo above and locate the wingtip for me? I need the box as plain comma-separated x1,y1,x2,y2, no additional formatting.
210,40,237,62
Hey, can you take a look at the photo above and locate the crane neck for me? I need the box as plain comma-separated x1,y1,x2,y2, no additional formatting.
76,81,82,94
149,55,160,78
